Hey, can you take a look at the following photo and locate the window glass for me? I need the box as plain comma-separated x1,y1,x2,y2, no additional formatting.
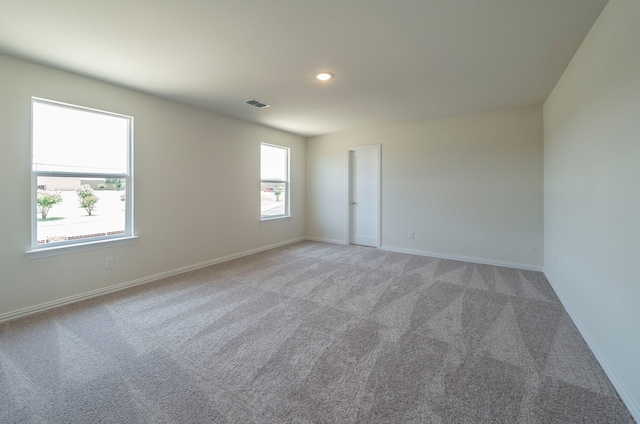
260,143,289,219
33,101,128,174
31,98,133,249
261,144,287,180
35,176,126,244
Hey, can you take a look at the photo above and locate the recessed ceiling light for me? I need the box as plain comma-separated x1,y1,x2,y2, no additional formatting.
314,72,333,81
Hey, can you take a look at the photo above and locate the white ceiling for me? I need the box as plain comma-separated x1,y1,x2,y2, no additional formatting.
0,0,608,137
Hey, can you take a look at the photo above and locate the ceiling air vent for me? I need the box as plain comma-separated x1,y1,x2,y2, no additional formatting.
245,99,270,109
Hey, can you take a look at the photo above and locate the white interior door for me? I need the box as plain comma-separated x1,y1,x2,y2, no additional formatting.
348,145,380,247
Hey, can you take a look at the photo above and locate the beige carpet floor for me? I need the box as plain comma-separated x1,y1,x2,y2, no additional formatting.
0,241,634,423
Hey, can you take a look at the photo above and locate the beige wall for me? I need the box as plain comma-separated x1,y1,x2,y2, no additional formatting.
543,0,640,417
306,107,544,268
0,53,305,318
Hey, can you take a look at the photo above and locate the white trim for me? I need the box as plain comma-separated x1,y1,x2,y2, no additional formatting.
4,237,304,323
544,272,640,422
380,245,543,271
26,236,139,259
305,236,347,245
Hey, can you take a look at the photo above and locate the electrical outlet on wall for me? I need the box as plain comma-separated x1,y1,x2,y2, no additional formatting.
105,257,114,269
408,231,414,239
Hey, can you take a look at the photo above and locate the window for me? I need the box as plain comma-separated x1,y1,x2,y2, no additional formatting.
261,143,289,219
30,98,134,251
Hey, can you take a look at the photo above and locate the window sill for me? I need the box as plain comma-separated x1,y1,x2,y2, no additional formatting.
260,215,291,222
25,236,139,259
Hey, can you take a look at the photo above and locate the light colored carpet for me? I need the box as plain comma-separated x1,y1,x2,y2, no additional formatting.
0,241,634,423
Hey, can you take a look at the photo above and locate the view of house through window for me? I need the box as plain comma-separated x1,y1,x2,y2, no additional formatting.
260,143,289,219
32,98,133,248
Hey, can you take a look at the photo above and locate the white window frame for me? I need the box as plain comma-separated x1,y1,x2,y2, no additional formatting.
260,143,290,220
27,97,135,258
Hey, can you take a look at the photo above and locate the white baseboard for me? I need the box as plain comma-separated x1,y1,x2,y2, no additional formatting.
380,245,543,272
544,271,640,423
0,237,305,324
304,236,347,245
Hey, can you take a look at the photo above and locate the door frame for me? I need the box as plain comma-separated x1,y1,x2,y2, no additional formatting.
344,144,381,247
